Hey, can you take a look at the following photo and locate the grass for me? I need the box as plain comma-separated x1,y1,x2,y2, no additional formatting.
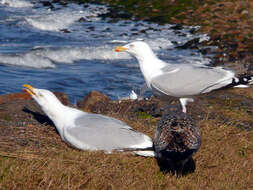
1,99,253,189
1,128,252,190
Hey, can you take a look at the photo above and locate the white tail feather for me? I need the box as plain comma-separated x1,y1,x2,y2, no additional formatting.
234,85,249,88
134,150,156,157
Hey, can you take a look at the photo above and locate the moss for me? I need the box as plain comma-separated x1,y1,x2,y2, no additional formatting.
238,146,248,157
75,0,199,24
137,111,152,119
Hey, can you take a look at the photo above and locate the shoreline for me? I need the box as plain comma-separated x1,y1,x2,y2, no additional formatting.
72,0,253,74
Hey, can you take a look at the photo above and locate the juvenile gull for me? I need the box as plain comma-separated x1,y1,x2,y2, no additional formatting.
154,110,201,174
23,84,154,156
115,41,253,112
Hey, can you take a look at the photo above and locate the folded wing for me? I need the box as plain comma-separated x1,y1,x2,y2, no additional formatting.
64,113,153,152
151,64,235,97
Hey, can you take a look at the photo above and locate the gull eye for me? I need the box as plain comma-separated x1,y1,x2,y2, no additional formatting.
129,44,134,48
38,92,43,97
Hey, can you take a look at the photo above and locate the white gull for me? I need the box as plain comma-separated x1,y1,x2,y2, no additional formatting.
24,84,154,156
115,41,253,112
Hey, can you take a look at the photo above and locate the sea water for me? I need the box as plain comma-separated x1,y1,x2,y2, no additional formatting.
0,0,212,103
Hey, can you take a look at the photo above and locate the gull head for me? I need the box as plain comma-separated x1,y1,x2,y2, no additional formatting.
114,41,154,59
23,84,63,114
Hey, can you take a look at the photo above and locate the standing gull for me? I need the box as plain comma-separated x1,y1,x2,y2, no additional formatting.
23,84,154,156
115,41,253,112
154,109,201,174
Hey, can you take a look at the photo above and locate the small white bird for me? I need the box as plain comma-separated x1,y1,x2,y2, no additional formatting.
129,90,138,100
115,41,253,113
23,84,154,156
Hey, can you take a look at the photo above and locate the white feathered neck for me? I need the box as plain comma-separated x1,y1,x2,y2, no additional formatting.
125,42,167,87
32,89,84,139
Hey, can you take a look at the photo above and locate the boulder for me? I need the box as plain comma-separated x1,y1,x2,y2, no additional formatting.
77,91,111,112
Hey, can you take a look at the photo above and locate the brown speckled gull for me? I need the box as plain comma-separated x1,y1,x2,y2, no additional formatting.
154,110,201,173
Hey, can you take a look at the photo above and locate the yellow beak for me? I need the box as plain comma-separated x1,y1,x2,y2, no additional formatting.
23,84,35,96
114,46,128,52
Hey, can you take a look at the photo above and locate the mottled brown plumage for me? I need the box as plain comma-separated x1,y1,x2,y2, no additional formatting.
154,110,201,174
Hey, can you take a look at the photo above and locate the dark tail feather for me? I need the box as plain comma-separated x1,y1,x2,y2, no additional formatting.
225,75,253,88
117,146,154,152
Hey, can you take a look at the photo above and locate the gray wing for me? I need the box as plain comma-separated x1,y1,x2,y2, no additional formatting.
151,64,235,97
65,113,152,151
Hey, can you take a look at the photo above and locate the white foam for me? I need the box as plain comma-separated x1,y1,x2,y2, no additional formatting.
0,38,211,69
28,37,210,66
31,45,131,64
199,33,210,42
0,0,32,8
0,44,130,69
0,52,55,68
25,12,79,31
0,1,212,70
25,4,107,31
145,38,173,50
110,40,128,44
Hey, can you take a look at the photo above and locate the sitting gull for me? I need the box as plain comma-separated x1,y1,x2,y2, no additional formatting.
23,84,154,156
154,109,201,174
115,41,253,112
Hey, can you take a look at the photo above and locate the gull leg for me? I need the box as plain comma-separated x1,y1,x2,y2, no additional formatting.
138,84,148,100
179,98,194,113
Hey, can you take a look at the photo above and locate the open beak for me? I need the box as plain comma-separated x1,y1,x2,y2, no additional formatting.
114,46,128,52
23,84,36,96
